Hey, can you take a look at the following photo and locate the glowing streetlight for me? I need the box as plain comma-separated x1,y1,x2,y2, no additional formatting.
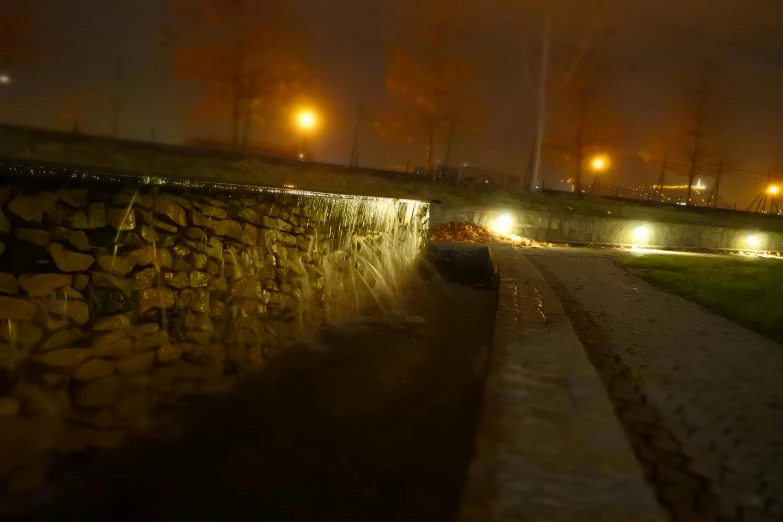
768,185,779,195
591,156,607,171
0,74,11,86
294,108,318,160
295,109,317,131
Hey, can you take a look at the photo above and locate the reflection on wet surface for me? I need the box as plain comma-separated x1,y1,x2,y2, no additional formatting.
9,279,496,522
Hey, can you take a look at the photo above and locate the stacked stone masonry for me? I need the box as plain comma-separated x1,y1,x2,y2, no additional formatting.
0,178,427,493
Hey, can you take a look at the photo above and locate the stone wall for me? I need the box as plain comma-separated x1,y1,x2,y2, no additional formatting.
431,206,783,251
0,166,428,493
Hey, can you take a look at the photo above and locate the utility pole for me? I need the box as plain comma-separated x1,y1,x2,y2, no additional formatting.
590,171,599,195
530,14,551,191
442,119,456,172
711,162,722,208
428,120,436,183
349,102,362,168
764,167,772,213
686,61,712,206
574,91,586,195
111,57,124,138
651,153,668,202
522,150,533,189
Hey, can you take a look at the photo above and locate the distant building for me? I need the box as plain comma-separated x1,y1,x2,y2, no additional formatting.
545,179,576,192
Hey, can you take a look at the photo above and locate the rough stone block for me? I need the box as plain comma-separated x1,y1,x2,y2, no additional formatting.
154,198,187,227
39,328,83,351
73,375,122,407
157,344,182,363
138,288,175,314
49,243,95,272
107,207,136,230
34,348,92,371
138,331,169,351
88,285,131,315
87,202,107,228
194,203,228,219
116,352,156,376
0,273,18,295
74,358,116,381
94,314,131,331
18,274,72,297
16,228,52,247
58,189,88,208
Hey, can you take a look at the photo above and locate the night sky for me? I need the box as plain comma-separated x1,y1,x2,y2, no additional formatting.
3,0,783,205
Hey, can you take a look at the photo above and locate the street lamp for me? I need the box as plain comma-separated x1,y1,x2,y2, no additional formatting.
0,74,12,86
767,185,779,195
590,155,609,195
294,108,318,160
591,156,607,171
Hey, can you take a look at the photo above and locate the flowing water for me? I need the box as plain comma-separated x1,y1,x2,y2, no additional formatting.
0,164,497,520
10,271,497,522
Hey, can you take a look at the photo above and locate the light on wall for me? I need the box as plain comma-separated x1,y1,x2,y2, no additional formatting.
492,213,514,236
632,225,651,245
745,235,762,249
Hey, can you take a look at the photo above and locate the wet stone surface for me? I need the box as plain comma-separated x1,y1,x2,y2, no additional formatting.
8,279,496,522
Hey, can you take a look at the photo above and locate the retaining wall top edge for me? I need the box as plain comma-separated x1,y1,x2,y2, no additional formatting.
0,159,429,206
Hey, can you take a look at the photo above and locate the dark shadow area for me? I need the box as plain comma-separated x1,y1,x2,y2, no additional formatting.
6,261,497,522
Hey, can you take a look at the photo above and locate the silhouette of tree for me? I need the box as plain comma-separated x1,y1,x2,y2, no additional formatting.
639,61,740,205
378,0,484,179
165,0,312,149
545,71,621,194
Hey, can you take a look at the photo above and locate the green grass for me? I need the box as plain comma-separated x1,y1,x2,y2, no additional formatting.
620,254,783,344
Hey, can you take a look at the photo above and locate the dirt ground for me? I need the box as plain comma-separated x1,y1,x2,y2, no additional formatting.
9,277,496,522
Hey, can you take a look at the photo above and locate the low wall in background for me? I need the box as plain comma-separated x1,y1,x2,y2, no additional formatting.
0,163,428,492
431,205,783,251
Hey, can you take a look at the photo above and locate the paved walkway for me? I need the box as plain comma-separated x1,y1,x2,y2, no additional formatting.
457,245,663,522
527,248,783,522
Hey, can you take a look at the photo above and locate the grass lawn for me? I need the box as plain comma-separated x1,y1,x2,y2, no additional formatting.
620,254,783,345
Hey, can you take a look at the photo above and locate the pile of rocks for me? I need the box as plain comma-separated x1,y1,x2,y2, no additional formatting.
0,181,426,493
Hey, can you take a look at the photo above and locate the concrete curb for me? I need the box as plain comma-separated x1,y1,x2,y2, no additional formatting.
457,245,665,522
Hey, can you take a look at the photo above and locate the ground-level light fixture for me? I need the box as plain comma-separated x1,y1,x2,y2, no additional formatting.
492,213,514,236
745,235,762,249
632,225,651,245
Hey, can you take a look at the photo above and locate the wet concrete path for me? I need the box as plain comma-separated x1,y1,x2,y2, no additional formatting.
10,278,496,522
527,248,783,522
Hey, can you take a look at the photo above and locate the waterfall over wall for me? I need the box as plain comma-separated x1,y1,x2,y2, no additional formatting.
0,161,429,492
